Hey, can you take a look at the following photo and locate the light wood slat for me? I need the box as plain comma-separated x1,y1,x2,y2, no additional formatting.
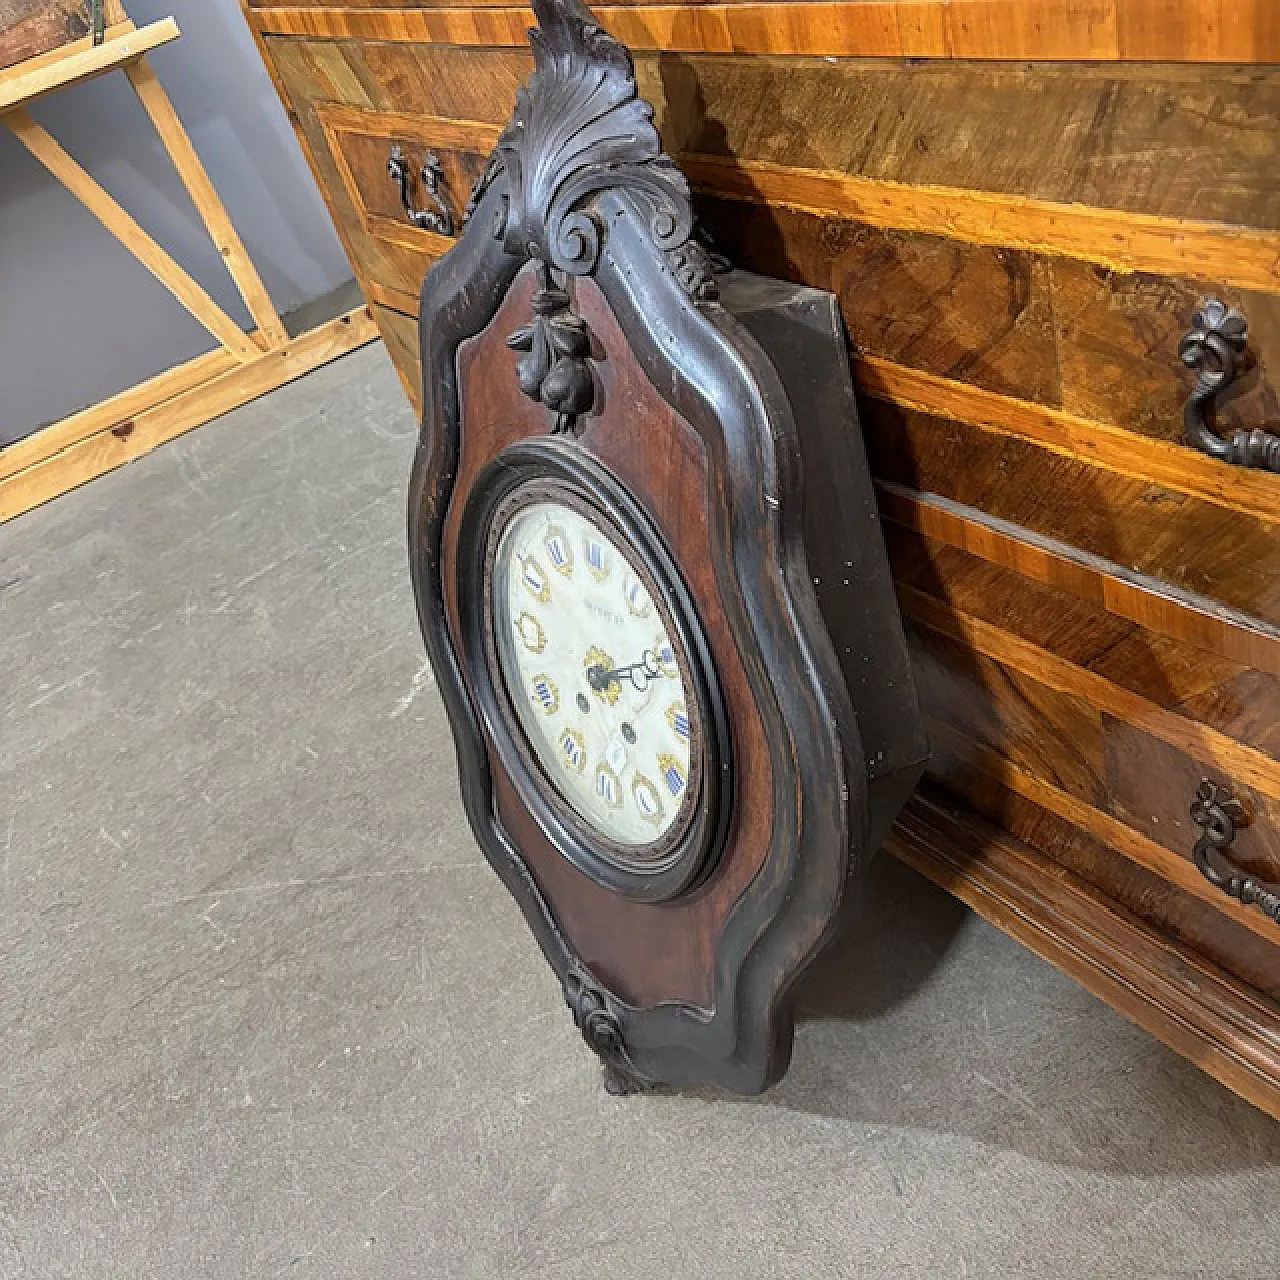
247,2,1280,62
366,278,424,315
898,584,1280,801
0,19,134,81
856,354,1280,525
925,716,1278,943
875,482,1280,678
0,16,177,110
125,59,288,349
3,108,259,361
888,794,1280,1119
682,155,1280,296
0,308,378,524
0,347,236,481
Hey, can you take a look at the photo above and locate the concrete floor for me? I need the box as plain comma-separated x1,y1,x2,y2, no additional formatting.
2,342,1276,1279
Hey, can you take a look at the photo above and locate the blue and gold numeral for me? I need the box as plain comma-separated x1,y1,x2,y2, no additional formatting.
531,673,559,715
623,576,651,618
559,728,586,773
583,536,610,582
594,763,622,809
665,702,690,743
515,612,546,654
657,752,687,799
543,526,573,577
520,556,551,604
632,773,664,824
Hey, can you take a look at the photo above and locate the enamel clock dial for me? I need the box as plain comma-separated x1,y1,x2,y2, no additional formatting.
458,441,729,903
490,496,697,848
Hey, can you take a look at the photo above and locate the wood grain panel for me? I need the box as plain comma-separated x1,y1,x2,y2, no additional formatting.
858,358,1280,525
0,0,88,70
698,196,1061,406
863,401,1280,624
1106,719,1280,886
898,584,1280,801
686,156,1280,295
1051,261,1280,442
885,522,1280,757
370,301,422,413
922,753,1280,998
247,2,1280,63
875,484,1280,677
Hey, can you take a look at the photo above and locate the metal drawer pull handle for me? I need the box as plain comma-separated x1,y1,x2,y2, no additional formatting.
386,145,455,236
1178,299,1279,473
1190,780,1280,923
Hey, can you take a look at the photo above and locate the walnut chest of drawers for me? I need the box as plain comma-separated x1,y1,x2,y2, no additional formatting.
239,0,1280,1114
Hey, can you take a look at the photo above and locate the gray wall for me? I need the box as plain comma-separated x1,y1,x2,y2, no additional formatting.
0,0,353,445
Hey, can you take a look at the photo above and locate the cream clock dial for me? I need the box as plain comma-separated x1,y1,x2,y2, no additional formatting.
491,498,697,848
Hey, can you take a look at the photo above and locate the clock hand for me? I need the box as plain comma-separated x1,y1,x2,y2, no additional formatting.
586,648,668,693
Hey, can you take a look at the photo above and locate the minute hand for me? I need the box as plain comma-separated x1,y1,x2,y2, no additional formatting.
587,648,670,693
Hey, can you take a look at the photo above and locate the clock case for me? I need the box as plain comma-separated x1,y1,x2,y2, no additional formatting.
409,0,927,1095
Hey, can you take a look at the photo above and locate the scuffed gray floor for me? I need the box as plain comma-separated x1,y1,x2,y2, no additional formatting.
2,343,1276,1278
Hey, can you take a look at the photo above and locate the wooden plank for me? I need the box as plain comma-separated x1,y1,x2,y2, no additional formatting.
888,792,1280,1118
0,308,378,523
925,715,1279,943
866,401,1280,627
247,2,1280,62
898,584,1280,802
124,58,288,350
684,155,1280,296
4,106,259,361
0,347,236,480
0,15,177,109
875,482,1280,678
369,301,422,413
856,354,1280,525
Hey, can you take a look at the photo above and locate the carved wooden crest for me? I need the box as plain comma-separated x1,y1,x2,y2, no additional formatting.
409,0,925,1094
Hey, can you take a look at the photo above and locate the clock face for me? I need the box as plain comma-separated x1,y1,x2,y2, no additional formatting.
489,495,700,850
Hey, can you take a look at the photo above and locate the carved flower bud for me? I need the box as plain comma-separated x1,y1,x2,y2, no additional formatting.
540,357,593,415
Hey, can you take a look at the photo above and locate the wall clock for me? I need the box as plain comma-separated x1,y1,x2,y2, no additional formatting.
409,0,928,1094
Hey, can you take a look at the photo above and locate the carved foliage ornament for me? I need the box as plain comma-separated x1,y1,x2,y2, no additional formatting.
464,0,720,431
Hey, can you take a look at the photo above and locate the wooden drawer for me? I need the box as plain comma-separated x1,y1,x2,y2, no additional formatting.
315,103,493,306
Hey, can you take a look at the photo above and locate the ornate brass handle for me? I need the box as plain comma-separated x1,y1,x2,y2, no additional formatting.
1190,780,1280,923
1178,299,1279,472
386,145,455,236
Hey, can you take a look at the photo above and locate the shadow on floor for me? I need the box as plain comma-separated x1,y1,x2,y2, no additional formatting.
674,854,1279,1180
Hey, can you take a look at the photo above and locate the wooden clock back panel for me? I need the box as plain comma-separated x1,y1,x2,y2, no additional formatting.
440,266,776,1010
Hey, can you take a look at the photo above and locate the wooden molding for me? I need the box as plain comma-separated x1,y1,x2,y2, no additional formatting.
888,791,1280,1119
856,354,1280,526
682,155,1280,297
247,2,1280,63
876,482,1280,678
898,584,1280,802
0,308,379,524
